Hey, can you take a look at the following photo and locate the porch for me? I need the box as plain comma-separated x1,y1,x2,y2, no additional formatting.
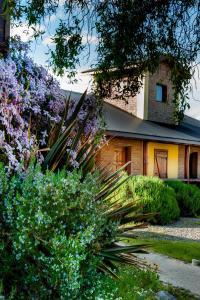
97,137,200,181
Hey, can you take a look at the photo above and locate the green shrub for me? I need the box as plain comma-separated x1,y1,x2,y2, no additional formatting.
115,265,161,300
128,176,180,224
0,164,118,299
166,180,200,217
89,265,162,300
1,163,150,299
108,171,129,203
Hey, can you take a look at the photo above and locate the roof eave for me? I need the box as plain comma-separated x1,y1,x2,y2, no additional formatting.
106,130,200,146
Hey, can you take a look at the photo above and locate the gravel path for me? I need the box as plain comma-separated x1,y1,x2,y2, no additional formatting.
134,217,200,242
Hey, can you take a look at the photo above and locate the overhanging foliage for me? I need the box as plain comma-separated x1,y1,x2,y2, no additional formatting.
4,0,200,120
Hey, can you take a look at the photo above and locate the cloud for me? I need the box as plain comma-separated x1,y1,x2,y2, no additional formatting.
49,68,93,93
82,34,98,45
42,33,98,47
44,14,57,23
186,65,200,118
11,23,45,42
58,0,66,6
42,36,55,46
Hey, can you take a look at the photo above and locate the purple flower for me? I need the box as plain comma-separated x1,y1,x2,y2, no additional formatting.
0,37,102,171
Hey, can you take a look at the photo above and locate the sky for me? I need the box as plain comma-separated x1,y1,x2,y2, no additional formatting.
11,17,95,93
11,19,200,120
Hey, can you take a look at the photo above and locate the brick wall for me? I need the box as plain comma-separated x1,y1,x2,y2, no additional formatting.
147,61,175,124
97,139,200,179
96,138,143,175
178,144,185,179
104,77,137,115
103,61,176,123
104,95,137,115
130,140,144,175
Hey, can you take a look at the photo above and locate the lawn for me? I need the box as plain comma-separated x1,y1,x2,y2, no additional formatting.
127,239,200,263
112,265,199,300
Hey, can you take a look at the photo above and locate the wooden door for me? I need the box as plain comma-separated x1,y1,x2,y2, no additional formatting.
189,152,198,179
154,149,168,178
114,147,126,171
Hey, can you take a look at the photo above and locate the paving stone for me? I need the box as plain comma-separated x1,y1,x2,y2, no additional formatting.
136,252,200,297
155,291,176,300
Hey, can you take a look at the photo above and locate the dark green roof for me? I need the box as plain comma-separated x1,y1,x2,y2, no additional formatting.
104,102,200,145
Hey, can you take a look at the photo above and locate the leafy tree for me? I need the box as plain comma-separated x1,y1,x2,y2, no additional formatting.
5,0,200,119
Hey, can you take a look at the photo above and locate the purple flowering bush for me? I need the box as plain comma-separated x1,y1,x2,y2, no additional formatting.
0,37,101,171
0,43,149,297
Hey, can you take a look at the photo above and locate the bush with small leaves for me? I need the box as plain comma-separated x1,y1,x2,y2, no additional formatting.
166,180,200,217
128,176,180,225
0,163,118,299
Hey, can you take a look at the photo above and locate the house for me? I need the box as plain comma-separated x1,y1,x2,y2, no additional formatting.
83,60,200,180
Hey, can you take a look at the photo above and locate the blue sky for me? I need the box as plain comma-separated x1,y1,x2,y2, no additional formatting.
11,10,97,92
11,19,200,120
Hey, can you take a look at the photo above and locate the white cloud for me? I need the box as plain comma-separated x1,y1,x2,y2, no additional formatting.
60,73,93,93
44,14,57,23
49,68,93,93
58,0,65,6
43,33,98,47
187,65,200,119
82,34,98,45
11,23,45,42
42,36,55,46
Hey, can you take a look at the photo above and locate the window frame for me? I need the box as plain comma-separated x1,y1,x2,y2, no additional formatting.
155,83,167,103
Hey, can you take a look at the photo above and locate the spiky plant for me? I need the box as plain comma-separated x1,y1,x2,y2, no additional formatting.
41,91,152,276
41,91,99,174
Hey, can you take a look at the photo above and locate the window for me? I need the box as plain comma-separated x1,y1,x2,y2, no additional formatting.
156,83,167,102
154,149,168,178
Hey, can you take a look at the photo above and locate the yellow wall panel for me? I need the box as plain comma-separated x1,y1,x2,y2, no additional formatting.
147,142,178,178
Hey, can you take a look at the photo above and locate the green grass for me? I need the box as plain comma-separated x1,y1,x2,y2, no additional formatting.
127,239,200,263
118,237,200,299
193,221,200,225
110,265,199,300
116,265,161,300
